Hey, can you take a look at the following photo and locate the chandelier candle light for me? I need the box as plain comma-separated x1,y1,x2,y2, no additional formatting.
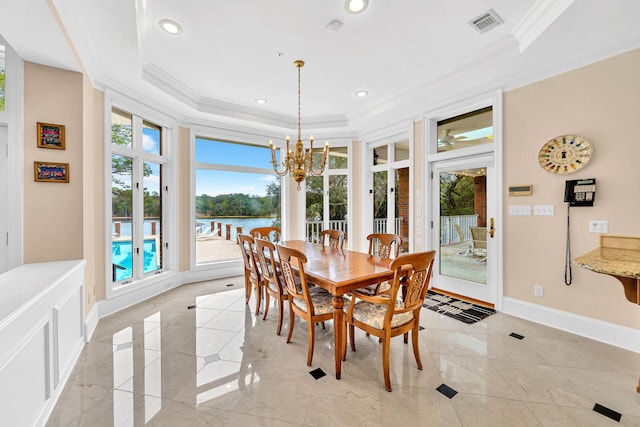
269,60,329,190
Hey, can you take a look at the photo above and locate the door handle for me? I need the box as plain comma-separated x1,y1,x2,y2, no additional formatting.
489,218,495,238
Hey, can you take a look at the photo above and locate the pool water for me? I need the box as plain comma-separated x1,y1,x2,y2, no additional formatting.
112,239,159,282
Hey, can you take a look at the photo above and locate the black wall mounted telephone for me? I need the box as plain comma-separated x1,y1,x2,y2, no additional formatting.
564,178,596,207
563,178,597,286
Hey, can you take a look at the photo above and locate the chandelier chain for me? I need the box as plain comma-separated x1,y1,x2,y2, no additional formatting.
297,64,302,142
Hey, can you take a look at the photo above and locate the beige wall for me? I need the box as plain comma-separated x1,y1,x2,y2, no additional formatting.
24,62,105,313
24,62,84,263
503,48,640,329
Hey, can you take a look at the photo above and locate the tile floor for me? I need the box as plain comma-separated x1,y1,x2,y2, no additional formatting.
47,277,640,426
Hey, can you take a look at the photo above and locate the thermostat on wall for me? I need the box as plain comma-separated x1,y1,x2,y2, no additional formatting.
508,184,532,196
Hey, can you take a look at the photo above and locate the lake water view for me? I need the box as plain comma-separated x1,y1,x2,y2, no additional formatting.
112,217,277,239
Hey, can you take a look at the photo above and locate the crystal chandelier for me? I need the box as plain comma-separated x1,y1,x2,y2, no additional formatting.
270,60,328,190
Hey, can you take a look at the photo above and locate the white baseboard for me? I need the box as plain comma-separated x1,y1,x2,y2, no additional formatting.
83,304,99,342
503,297,640,353
96,265,244,321
179,264,243,285
98,272,183,318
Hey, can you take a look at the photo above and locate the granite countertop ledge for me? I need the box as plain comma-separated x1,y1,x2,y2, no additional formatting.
575,247,640,279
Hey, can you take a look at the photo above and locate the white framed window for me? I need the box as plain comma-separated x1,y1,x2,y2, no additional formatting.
304,143,352,246
192,127,282,269
105,93,175,297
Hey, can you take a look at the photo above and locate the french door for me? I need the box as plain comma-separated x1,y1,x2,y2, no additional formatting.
431,154,497,304
371,141,410,252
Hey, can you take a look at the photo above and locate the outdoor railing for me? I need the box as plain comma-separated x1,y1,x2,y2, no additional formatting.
305,220,349,243
440,214,478,245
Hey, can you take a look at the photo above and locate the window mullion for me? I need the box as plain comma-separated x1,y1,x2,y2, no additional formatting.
132,116,144,279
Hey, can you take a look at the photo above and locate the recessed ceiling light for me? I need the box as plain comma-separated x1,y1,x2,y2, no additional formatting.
345,0,369,13
159,19,183,35
255,98,268,105
355,90,369,97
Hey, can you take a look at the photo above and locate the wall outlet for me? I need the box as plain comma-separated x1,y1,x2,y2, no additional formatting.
508,205,531,216
589,220,608,233
533,205,554,216
534,285,544,297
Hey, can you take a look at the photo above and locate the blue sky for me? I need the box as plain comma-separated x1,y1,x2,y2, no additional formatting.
195,138,279,197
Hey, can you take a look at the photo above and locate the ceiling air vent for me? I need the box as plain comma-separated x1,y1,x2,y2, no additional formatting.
469,9,503,34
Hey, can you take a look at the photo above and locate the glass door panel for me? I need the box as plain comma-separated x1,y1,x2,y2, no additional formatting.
433,157,496,304
373,170,387,233
329,174,348,242
306,175,324,243
438,168,486,284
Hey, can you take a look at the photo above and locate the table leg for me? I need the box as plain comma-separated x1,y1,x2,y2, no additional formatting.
332,295,345,379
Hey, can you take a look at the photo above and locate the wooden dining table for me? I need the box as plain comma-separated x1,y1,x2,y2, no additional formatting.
278,240,398,379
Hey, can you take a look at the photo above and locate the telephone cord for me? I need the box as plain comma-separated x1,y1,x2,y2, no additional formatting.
565,204,572,286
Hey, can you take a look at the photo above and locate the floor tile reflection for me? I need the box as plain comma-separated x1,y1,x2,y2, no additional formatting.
47,277,640,426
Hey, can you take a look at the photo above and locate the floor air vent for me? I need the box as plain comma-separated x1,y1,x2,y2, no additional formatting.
469,9,504,34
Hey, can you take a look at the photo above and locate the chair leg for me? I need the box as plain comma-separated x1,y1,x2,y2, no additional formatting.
276,297,284,336
382,335,392,392
349,324,356,352
306,318,315,366
262,292,271,320
411,326,423,370
286,304,295,343
403,332,408,344
342,320,348,361
244,274,251,304
254,284,262,316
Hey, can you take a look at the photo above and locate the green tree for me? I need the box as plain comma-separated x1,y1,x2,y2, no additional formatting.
439,173,474,216
111,124,153,218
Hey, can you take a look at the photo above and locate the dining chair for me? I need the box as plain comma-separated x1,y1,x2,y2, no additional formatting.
453,224,472,255
469,226,487,263
255,238,288,335
343,250,435,392
276,243,336,366
238,234,266,316
250,226,281,242
319,229,345,249
357,233,402,296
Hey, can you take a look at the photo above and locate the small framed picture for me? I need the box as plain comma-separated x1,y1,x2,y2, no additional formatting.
34,161,70,183
37,122,66,149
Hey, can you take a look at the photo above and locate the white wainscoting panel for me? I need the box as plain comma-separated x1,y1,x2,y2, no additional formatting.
0,259,85,427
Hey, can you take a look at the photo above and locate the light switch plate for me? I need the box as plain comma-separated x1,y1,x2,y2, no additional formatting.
534,205,554,216
508,205,531,216
589,220,608,233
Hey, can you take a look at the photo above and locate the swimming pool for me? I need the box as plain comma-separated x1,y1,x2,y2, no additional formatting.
112,239,159,282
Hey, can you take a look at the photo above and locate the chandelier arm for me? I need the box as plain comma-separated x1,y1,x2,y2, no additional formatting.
308,147,328,176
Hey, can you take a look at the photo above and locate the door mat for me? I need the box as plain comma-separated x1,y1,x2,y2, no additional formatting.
423,290,495,324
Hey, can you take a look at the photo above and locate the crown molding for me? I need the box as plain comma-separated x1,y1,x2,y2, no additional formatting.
512,0,575,53
141,63,200,110
142,62,348,130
